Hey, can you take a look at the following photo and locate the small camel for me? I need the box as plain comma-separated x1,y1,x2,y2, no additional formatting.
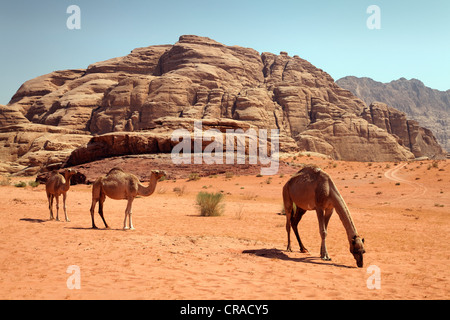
282,165,365,268
90,168,167,230
45,168,77,222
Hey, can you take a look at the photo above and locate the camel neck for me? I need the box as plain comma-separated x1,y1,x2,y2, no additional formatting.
330,182,358,242
63,173,72,191
139,175,158,196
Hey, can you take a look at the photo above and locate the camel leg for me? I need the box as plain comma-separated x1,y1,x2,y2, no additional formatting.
63,193,70,222
316,208,331,261
90,198,98,229
98,195,109,229
323,208,333,230
291,206,308,253
283,186,294,252
284,202,293,252
48,194,54,220
123,198,135,230
129,210,134,230
55,195,60,221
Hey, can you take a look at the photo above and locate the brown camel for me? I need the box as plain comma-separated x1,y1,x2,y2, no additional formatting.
45,169,77,222
282,165,365,268
90,168,167,230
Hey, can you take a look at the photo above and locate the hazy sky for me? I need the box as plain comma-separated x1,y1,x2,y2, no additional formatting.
0,0,449,104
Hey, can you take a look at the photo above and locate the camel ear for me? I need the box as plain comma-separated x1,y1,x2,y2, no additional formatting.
362,238,365,244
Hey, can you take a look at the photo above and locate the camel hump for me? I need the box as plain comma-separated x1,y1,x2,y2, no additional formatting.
301,164,321,173
291,164,322,179
107,167,124,175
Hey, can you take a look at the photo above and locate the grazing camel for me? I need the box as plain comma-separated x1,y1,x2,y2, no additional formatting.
90,168,167,230
282,165,365,268
45,169,77,222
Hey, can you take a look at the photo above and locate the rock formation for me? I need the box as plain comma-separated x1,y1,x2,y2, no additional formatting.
337,76,449,153
2,35,445,174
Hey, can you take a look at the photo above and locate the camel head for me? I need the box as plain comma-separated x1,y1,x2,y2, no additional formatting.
64,169,77,176
151,170,167,181
64,168,77,178
350,235,365,268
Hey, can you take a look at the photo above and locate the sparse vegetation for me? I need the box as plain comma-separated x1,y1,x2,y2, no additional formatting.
242,192,257,200
188,173,200,181
28,181,40,188
225,172,234,179
157,187,167,194
173,185,186,196
14,181,27,188
196,191,224,216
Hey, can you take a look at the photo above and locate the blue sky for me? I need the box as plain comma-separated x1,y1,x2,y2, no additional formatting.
0,0,449,105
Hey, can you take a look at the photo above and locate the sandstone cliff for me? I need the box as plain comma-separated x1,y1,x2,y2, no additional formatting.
2,35,445,174
337,76,449,153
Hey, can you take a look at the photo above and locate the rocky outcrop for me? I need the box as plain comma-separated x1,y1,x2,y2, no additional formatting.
0,123,90,175
361,102,445,158
3,35,445,174
337,76,449,153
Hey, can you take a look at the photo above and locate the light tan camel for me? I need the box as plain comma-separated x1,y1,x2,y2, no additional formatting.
282,165,365,268
45,169,77,222
90,168,167,230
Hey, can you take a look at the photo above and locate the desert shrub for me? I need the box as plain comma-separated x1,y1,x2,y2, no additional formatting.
173,185,186,196
28,181,40,188
188,173,200,181
196,192,224,216
14,181,27,188
225,172,234,179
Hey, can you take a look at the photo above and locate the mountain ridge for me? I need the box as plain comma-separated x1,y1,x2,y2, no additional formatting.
336,76,449,152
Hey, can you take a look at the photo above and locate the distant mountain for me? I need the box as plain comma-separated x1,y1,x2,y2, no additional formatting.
336,76,450,152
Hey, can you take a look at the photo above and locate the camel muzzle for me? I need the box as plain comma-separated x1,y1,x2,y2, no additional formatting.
353,253,364,268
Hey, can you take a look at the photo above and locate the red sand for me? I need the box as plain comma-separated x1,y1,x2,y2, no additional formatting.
0,157,448,299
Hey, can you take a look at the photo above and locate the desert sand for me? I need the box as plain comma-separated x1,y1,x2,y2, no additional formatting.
0,156,448,300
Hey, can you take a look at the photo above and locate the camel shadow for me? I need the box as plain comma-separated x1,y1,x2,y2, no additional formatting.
65,226,129,231
242,248,355,269
20,218,47,223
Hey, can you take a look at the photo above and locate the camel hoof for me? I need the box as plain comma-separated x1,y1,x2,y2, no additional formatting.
321,256,332,261
92,226,98,229
66,219,71,222
300,248,309,254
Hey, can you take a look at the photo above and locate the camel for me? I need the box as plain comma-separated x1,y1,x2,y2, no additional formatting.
90,168,167,230
45,169,77,222
282,165,365,268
